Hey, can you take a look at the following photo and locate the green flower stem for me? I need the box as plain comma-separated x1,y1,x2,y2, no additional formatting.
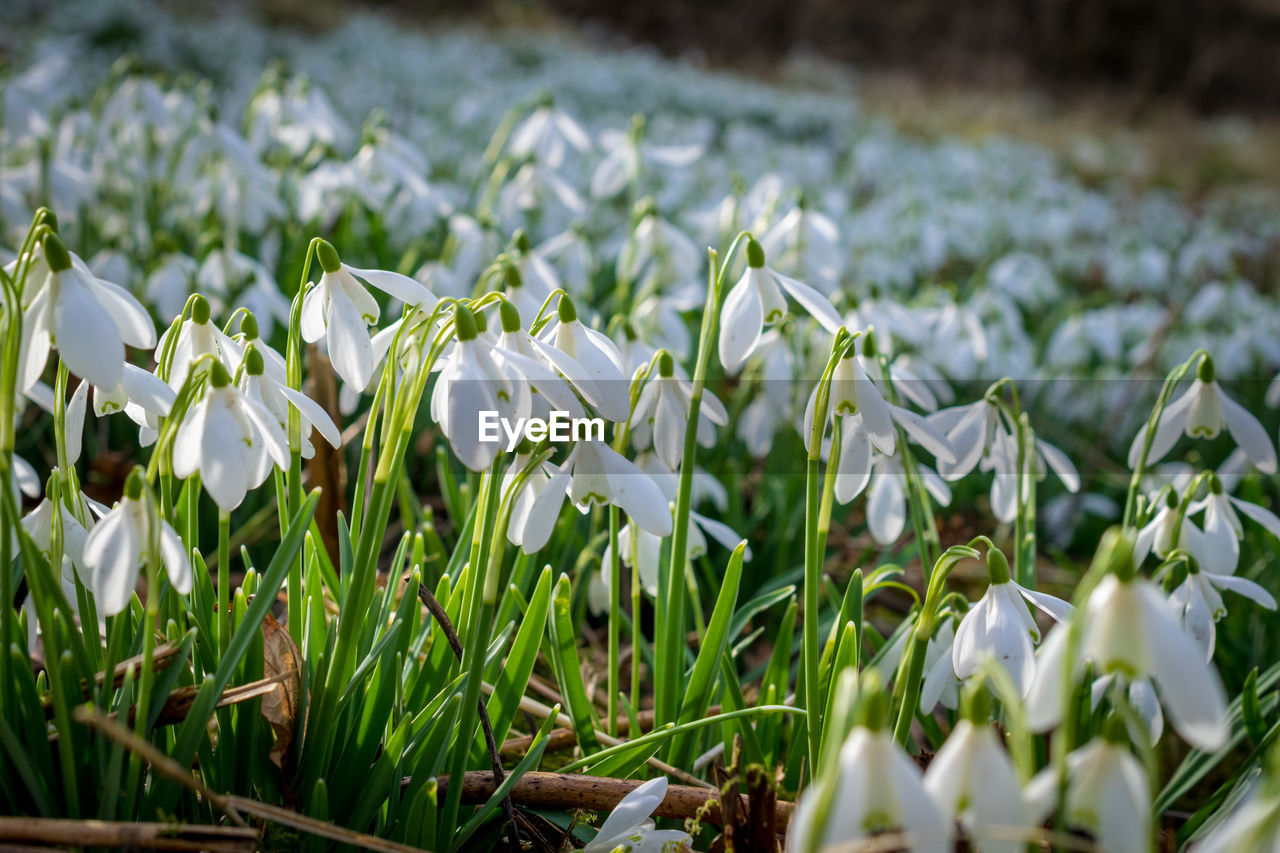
284,238,320,641
803,329,857,776
1123,350,1206,529
656,232,748,730
217,510,231,655
892,542,981,746
440,454,505,849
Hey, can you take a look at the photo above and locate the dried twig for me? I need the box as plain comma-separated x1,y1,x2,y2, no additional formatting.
435,771,795,829
0,818,259,852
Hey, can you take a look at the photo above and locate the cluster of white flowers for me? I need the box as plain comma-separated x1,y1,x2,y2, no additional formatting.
4,2,1280,852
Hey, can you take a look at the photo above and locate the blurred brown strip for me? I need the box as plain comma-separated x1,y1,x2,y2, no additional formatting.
0,818,260,852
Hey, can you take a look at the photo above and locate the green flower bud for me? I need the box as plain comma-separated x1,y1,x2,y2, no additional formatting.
499,299,522,333
210,360,232,388
513,228,530,254
504,263,522,289
657,351,675,378
746,237,766,269
1101,712,1128,745
316,239,342,274
862,329,878,360
855,669,889,731
986,547,1011,585
557,296,578,324
43,232,72,273
1094,526,1137,583
474,310,489,334
1197,354,1215,384
192,294,212,325
1208,472,1222,495
35,209,59,233
454,304,479,342
244,346,265,376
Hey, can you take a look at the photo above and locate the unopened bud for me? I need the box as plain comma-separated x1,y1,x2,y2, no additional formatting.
43,232,71,273
124,467,145,501
454,304,479,342
746,237,765,269
316,239,342,274
557,296,578,324
192,294,211,325
499,299,522,333
657,351,675,377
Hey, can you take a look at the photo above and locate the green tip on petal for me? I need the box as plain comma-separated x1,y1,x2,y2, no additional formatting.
454,304,478,341
557,295,577,324
192,294,211,325
986,547,1011,585
1197,354,1215,384
210,360,232,388
1095,526,1137,582
499,299,522,333
240,312,259,341
746,237,765,269
35,208,59,233
316,239,342,273
42,232,71,273
244,346,265,376
513,229,530,254
657,351,675,377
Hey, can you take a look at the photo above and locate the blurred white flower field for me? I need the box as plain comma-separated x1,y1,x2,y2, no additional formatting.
3,1,1280,851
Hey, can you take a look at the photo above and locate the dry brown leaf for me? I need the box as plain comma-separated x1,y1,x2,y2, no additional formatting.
261,614,302,770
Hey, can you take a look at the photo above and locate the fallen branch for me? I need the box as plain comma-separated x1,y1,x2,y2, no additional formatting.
0,818,259,852
40,641,187,716
435,771,795,829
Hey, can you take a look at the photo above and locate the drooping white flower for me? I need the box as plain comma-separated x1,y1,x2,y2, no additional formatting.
629,352,728,470
952,548,1072,696
539,296,630,421
509,99,591,170
21,490,92,584
760,199,842,295
1025,539,1230,751
582,777,690,853
919,617,961,713
1169,566,1276,662
301,240,436,391
788,723,950,853
1024,731,1151,853
171,361,290,510
719,237,842,373
430,305,525,473
925,718,1030,853
1127,355,1276,474
83,470,190,615
591,116,701,199
1191,473,1280,576
1192,771,1280,853
236,345,342,459
20,233,155,391
522,440,673,553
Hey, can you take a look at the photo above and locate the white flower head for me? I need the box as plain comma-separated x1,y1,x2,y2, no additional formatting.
925,715,1030,853
171,359,290,510
719,237,842,374
583,777,690,853
1128,355,1276,475
83,469,191,615
301,240,436,391
630,351,728,470
952,547,1072,696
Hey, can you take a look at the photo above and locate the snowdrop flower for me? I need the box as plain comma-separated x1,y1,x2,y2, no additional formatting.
505,444,557,553
1026,530,1229,751
522,440,672,553
630,352,728,470
21,233,155,391
540,296,630,421
1193,472,1280,576
1090,674,1164,744
719,237,842,373
497,161,585,224
925,699,1030,853
145,252,198,320
509,98,591,169
1128,355,1276,474
760,198,842,295
919,616,962,713
591,115,702,199
22,490,91,584
430,305,525,472
237,345,342,459
952,548,1072,696
788,679,950,853
1024,723,1151,853
171,360,290,510
83,469,190,615
196,248,291,337
1169,563,1276,661
592,521,662,615
301,240,436,391
582,777,689,853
